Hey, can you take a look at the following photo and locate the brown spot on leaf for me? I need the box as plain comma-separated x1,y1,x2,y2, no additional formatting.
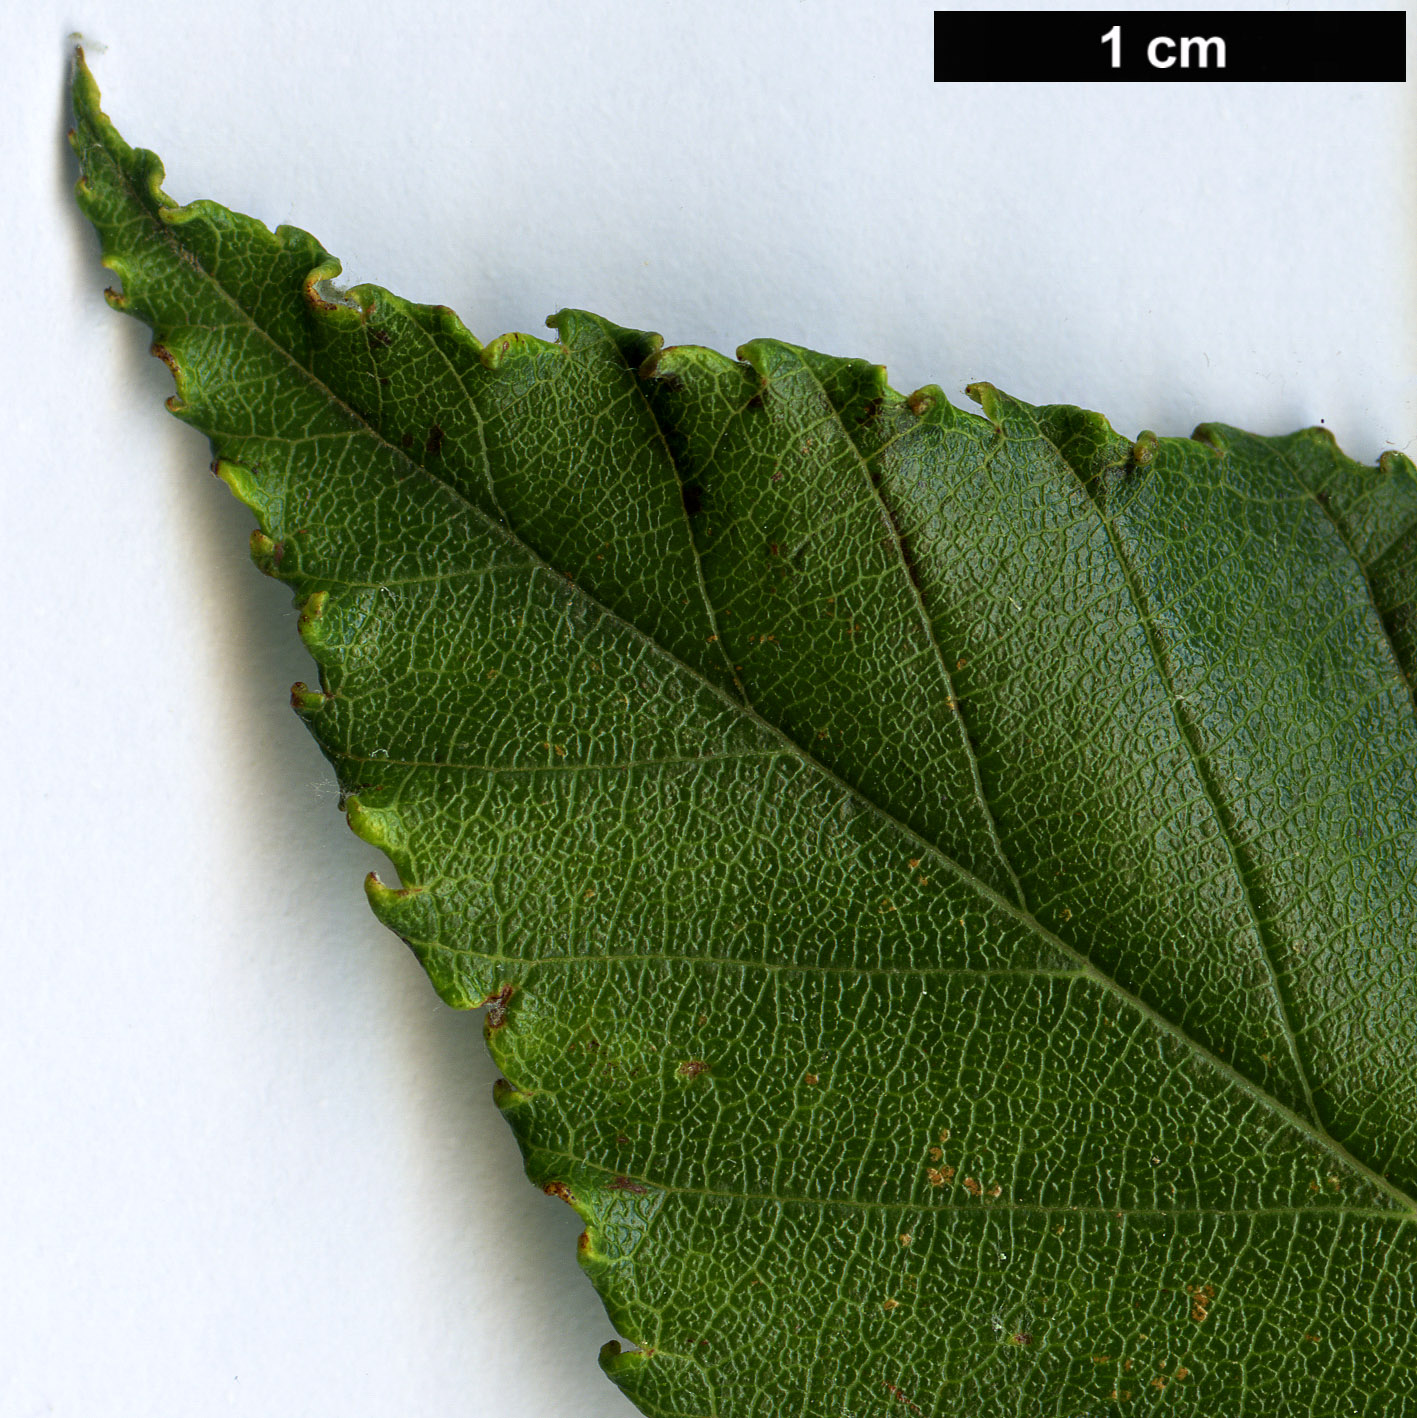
368,327,393,347
1189,1283,1216,1322
883,1383,922,1413
485,983,514,1029
678,1059,709,1078
543,1181,574,1204
608,1175,648,1195
962,1176,982,1197
426,424,445,456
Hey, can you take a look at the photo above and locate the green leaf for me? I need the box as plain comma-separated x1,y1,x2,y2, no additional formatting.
72,52,1417,1418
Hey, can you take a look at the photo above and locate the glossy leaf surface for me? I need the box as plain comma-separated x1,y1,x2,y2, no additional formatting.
72,56,1417,1417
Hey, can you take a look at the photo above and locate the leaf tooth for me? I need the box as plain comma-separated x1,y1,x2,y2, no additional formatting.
301,257,364,326
1379,448,1416,481
733,337,794,391
964,379,1004,426
295,591,329,652
216,460,271,524
288,681,331,716
247,530,285,578
966,380,1068,441
363,870,413,905
638,341,746,392
491,1078,533,1111
599,1341,650,1377
904,383,957,427
366,293,483,353
599,1342,704,1415
91,252,137,307
363,869,436,937
479,328,560,371
147,338,186,407
1189,421,1231,451
346,796,405,854
349,802,440,940
548,308,661,370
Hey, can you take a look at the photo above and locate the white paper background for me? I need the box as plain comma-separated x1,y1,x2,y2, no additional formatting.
3,2,1411,1414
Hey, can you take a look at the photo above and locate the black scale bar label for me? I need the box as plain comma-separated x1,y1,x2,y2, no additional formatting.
934,10,1406,81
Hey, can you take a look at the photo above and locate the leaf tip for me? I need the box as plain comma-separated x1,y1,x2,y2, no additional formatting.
69,44,103,134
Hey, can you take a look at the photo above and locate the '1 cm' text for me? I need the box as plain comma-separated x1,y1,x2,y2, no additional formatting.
1100,25,1227,69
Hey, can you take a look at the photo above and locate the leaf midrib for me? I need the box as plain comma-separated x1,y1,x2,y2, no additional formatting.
113,146,1417,1219
531,1149,1410,1220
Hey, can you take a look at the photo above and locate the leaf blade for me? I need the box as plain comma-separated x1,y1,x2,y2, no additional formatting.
73,54,1417,1417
